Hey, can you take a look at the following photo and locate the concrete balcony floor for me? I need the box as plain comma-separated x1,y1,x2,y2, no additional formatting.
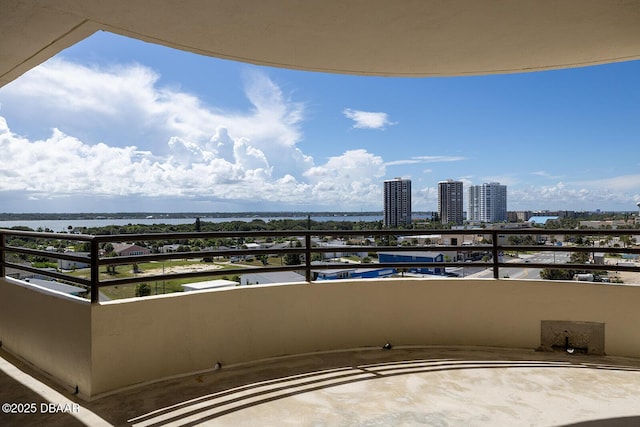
2,347,640,426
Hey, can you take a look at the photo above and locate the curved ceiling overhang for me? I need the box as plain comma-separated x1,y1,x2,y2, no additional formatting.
1,0,640,88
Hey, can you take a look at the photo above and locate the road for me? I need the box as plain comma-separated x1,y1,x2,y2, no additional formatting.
465,252,571,280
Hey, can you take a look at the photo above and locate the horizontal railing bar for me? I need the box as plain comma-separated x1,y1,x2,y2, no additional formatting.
1,228,639,303
493,262,640,272
496,245,640,254
96,248,311,265
81,228,640,243
0,229,94,240
96,265,304,288
2,261,92,287
308,261,640,273
4,245,91,262
90,231,309,242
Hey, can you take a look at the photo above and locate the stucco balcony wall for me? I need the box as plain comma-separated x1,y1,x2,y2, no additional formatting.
89,278,640,398
0,277,92,398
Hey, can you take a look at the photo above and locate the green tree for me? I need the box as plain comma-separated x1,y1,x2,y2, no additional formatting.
283,253,301,265
540,268,574,280
570,251,589,264
620,235,633,248
135,283,151,297
508,236,522,245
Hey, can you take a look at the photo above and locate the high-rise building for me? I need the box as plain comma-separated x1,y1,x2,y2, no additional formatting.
438,180,464,225
468,182,507,222
383,178,412,227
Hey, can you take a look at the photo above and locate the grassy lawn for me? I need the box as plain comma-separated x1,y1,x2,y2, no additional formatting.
59,256,294,300
239,257,285,267
64,259,256,300
99,272,242,300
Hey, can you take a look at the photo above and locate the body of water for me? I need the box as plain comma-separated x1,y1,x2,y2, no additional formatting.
0,215,386,233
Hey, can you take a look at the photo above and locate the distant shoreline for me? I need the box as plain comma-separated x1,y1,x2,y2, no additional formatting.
0,215,391,233
0,210,634,222
0,212,391,221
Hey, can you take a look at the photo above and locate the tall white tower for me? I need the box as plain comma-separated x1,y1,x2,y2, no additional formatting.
469,182,507,222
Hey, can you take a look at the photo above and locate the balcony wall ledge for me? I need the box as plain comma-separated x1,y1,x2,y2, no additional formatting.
2,276,640,399
0,277,92,399
89,277,640,398
6,276,91,304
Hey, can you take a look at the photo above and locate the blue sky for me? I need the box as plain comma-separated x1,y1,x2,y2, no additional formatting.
0,31,639,213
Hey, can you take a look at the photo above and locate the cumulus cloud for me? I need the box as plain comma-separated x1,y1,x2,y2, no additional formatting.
0,59,312,176
506,180,640,211
0,115,312,207
572,175,640,192
303,149,386,207
0,59,335,209
343,108,396,130
0,57,393,211
2,58,637,212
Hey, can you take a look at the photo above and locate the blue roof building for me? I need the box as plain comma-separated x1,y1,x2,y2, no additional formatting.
377,252,445,275
528,216,559,225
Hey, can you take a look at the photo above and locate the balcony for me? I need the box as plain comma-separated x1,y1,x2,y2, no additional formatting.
1,226,640,425
2,2,640,424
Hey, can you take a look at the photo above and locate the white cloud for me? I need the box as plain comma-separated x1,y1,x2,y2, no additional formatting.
2,58,638,213
303,149,386,208
413,186,439,210
385,155,465,166
531,170,564,180
0,84,390,211
0,115,299,207
572,175,640,192
477,175,518,186
507,180,640,211
412,156,466,163
0,59,312,177
343,108,396,130
0,59,346,209
384,159,420,166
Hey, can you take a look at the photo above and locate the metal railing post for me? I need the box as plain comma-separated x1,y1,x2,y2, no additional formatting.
492,230,500,279
0,232,5,278
305,229,312,282
90,237,100,303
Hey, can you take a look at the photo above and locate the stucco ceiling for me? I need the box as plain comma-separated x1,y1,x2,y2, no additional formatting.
1,0,640,88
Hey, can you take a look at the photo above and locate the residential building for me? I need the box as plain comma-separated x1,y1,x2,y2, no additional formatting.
377,251,445,275
468,182,507,223
312,266,396,281
57,252,91,270
112,243,151,256
383,178,412,227
438,180,464,225
512,211,533,222
241,271,305,286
